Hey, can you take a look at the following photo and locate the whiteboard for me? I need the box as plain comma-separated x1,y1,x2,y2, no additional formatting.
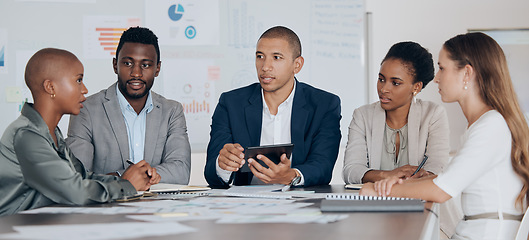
0,0,366,151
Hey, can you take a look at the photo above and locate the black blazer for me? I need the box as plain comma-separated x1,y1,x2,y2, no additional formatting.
204,80,342,188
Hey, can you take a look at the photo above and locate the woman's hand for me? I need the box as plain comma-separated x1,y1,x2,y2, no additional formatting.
374,176,403,197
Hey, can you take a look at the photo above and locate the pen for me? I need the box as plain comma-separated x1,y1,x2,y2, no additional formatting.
116,160,133,177
127,159,153,178
411,155,428,177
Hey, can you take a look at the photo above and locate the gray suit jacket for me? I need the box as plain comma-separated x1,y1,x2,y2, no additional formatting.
66,83,191,184
0,103,136,216
342,99,450,184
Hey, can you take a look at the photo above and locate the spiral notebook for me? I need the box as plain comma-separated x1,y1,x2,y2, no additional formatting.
321,194,424,212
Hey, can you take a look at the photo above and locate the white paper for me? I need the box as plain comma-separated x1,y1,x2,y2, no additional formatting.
224,185,284,193
126,207,220,222
290,192,328,199
118,199,197,209
190,197,295,205
222,185,292,199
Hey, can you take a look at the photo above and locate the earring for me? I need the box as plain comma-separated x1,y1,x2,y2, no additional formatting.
51,94,56,98
463,71,468,90
412,92,417,103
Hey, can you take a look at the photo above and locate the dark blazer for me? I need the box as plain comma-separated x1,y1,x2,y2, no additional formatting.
204,81,341,188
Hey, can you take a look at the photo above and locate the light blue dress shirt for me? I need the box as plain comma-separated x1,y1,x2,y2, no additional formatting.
116,85,153,163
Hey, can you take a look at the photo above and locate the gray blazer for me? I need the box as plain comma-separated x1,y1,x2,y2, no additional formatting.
66,83,191,184
0,103,136,216
342,99,450,184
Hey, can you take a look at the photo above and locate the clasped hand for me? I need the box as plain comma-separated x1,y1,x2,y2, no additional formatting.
121,160,160,191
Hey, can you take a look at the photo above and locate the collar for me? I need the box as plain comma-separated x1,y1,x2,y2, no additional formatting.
21,103,49,134
21,103,65,150
115,84,154,114
261,80,297,112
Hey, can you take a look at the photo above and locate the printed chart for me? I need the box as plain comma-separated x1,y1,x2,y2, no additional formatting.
161,59,217,147
0,28,6,74
145,0,220,46
83,16,141,59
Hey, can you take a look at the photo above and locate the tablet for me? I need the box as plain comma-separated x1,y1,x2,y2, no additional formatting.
240,144,294,172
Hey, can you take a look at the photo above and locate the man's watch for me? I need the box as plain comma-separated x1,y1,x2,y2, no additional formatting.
290,175,302,186
282,173,302,192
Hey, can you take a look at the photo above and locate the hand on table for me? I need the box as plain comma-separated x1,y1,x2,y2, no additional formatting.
121,160,153,191
359,182,377,196
374,176,404,197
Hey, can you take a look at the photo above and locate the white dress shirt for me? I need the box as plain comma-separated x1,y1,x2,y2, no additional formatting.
216,82,304,185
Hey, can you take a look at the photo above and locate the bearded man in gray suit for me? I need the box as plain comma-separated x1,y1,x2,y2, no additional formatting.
67,27,191,184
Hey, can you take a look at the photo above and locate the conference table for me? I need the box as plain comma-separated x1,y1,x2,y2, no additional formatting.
0,185,439,240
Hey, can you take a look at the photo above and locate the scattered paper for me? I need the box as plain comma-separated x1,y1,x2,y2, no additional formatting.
190,197,295,205
17,191,349,227
126,208,220,222
21,206,200,215
118,200,194,208
222,185,293,199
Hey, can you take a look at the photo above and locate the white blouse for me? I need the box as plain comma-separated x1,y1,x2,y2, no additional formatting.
434,110,524,239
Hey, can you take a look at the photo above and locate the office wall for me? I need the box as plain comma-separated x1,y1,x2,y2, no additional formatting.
191,0,529,185
197,0,529,185
1,1,528,185
0,0,364,185
364,0,529,152
0,0,366,151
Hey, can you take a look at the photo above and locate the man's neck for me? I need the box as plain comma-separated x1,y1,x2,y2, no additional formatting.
126,96,147,115
263,80,295,115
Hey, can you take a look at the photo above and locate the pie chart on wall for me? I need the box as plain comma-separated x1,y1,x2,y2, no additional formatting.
168,4,184,21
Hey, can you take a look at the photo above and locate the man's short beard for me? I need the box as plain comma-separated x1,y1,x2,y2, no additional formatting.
118,80,150,99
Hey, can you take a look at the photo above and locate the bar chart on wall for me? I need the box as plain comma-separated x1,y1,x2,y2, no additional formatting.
146,0,366,150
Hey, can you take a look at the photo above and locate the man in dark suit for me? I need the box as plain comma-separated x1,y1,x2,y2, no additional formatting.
204,26,341,188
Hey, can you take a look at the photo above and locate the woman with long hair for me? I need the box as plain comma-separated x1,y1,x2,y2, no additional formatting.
361,32,529,239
